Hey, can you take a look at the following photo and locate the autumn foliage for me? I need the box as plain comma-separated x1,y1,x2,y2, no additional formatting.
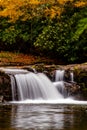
0,0,87,21
0,0,87,63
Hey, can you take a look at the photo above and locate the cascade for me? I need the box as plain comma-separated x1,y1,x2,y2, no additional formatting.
10,75,16,101
5,68,75,101
5,68,28,74
10,72,63,101
54,70,72,97
55,70,65,81
54,70,65,95
53,82,67,98
70,72,74,82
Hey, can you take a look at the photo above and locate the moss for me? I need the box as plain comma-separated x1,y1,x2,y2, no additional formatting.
73,68,87,99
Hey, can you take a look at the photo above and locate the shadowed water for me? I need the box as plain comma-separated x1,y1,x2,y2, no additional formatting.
0,104,87,130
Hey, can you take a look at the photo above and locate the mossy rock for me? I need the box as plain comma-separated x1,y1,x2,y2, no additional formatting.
73,68,87,99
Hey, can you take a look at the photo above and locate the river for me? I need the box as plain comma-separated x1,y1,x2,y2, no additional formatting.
0,103,87,130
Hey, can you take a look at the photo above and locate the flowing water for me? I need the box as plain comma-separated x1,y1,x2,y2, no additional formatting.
0,103,87,130
55,70,65,81
1,68,87,130
9,69,71,101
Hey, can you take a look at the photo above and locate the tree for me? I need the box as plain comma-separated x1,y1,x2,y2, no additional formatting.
0,0,87,63
34,0,87,63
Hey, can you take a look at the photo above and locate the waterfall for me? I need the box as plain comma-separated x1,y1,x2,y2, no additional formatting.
11,72,63,101
53,82,67,98
54,70,76,98
5,68,76,101
70,72,74,82
54,70,68,97
55,70,65,81
10,75,17,101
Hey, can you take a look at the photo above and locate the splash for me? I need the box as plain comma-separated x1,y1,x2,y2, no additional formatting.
3,68,86,105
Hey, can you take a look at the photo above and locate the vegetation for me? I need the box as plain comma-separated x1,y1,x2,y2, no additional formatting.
0,51,57,66
0,0,87,63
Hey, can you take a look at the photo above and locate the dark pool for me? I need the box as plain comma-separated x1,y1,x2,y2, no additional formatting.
0,103,87,130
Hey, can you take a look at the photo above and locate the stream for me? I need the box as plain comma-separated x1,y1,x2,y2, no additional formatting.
0,68,87,130
0,103,87,130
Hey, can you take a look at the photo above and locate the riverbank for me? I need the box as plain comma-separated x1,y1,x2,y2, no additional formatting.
0,51,87,102
0,51,62,66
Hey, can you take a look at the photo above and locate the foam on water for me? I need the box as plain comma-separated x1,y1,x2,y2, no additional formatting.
4,68,28,74
10,98,87,105
3,68,86,105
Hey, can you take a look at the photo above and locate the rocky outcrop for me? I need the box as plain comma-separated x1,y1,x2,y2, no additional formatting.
0,96,4,103
73,66,87,99
0,71,11,102
64,82,80,97
0,63,87,101
32,63,87,99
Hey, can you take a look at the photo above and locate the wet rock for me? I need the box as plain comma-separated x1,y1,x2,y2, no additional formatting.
22,66,37,73
0,70,12,101
74,68,87,100
0,63,86,101
64,82,80,97
0,95,4,103
32,63,45,72
64,69,71,82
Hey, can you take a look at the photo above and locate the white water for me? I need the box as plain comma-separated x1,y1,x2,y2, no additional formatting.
55,70,65,81
53,81,68,97
10,98,87,105
4,68,29,74
70,72,74,82
10,75,16,101
54,70,69,98
5,68,87,105
14,72,63,101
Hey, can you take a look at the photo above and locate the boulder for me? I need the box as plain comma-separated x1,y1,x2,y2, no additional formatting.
64,82,80,97
0,71,12,101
